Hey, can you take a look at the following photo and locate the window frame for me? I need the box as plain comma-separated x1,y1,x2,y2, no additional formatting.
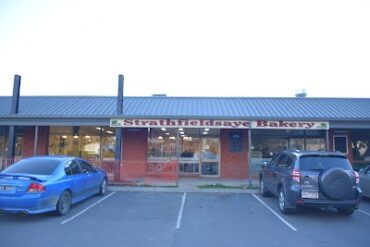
333,135,348,154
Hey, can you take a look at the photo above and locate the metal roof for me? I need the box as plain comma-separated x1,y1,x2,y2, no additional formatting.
0,96,116,117
1,96,370,124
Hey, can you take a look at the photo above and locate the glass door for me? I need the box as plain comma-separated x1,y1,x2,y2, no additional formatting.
200,137,220,176
179,135,200,174
178,128,220,176
149,127,220,177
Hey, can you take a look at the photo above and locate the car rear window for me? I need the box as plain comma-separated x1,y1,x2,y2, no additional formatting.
299,155,352,171
3,159,60,175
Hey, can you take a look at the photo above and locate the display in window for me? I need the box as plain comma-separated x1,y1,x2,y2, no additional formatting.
353,140,370,161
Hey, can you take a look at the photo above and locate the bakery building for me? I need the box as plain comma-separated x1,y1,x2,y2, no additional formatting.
1,75,370,183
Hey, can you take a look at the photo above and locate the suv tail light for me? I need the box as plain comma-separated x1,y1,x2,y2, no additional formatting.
292,169,301,183
354,171,360,185
27,183,45,192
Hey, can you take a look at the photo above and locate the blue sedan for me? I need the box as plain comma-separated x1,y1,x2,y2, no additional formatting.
0,156,108,216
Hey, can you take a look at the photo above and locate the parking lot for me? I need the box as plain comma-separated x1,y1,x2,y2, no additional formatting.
1,191,370,247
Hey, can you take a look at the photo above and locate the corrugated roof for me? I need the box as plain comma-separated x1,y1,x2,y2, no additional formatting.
1,96,370,121
121,97,370,120
0,96,116,117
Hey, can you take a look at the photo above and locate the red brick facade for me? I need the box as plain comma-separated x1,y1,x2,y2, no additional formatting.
121,128,148,178
22,126,49,157
220,129,249,179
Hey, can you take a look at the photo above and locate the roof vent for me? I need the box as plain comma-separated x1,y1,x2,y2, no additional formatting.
295,89,307,98
152,94,167,97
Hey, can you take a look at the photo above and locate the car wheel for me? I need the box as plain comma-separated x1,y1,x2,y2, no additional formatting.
260,178,270,197
56,191,71,216
278,187,294,214
337,208,354,216
98,178,107,196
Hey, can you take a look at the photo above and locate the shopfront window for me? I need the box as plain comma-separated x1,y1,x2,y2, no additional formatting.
15,136,23,160
351,130,370,171
48,126,115,162
0,126,5,170
250,129,326,177
148,128,177,158
0,127,23,167
148,128,220,176
14,127,24,161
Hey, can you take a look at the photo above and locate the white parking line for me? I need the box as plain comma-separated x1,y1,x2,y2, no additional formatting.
61,192,116,225
176,192,187,229
358,209,370,217
252,194,298,232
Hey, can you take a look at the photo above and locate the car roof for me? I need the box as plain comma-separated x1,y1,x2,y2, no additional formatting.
22,155,78,162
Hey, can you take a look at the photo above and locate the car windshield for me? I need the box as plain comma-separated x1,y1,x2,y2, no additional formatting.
2,159,61,175
299,155,352,171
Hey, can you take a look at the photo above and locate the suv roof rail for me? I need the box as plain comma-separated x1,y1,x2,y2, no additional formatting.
316,149,342,153
283,149,301,152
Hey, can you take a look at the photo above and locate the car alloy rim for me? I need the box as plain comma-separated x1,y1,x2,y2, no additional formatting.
61,193,70,213
260,181,264,194
279,191,285,210
102,180,107,194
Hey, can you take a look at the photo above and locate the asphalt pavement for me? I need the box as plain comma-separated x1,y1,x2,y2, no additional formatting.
1,191,370,247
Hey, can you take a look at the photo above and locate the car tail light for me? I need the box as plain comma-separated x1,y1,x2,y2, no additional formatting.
354,171,360,185
27,183,45,192
292,169,301,183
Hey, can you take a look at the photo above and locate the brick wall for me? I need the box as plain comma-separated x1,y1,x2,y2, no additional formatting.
121,128,148,178
220,129,249,179
22,126,49,157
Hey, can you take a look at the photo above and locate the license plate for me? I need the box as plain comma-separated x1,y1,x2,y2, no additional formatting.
301,190,319,199
0,185,14,191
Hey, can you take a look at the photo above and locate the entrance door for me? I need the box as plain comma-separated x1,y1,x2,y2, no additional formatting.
179,129,220,177
200,137,220,176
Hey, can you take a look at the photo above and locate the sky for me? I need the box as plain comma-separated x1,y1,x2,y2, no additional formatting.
0,0,369,98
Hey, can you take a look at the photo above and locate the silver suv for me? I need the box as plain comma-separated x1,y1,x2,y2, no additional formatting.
259,150,362,215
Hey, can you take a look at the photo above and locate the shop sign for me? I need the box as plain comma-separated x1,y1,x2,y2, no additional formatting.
110,119,250,129
250,120,329,130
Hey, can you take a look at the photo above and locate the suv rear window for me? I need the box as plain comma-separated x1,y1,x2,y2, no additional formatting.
3,159,60,175
299,155,352,171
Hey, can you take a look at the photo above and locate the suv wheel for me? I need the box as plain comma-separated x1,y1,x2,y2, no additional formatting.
260,178,270,197
337,208,354,216
278,187,294,214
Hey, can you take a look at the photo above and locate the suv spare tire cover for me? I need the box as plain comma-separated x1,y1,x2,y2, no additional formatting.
319,167,352,200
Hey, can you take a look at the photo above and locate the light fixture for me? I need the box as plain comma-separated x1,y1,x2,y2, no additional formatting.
202,132,208,135
204,128,210,131
180,131,185,135
165,132,170,135
85,135,91,139
161,128,166,131
158,136,163,140
106,130,114,134
169,136,176,140
62,135,67,139
95,127,101,130
73,135,79,139
179,128,183,131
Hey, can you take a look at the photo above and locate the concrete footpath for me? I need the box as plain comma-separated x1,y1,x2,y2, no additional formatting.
108,178,260,193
